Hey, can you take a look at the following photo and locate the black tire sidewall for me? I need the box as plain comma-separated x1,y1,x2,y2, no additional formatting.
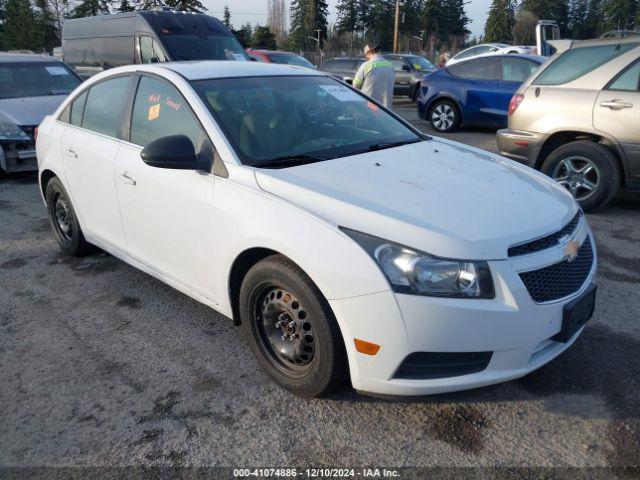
429,99,460,133
45,177,91,255
239,255,346,397
542,141,620,212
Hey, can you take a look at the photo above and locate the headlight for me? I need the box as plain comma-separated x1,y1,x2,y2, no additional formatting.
342,228,494,298
0,113,29,141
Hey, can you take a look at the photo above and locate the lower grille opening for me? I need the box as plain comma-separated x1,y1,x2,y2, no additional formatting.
393,351,493,380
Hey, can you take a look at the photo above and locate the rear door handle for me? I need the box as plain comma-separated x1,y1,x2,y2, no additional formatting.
119,172,136,185
66,148,78,158
600,99,633,110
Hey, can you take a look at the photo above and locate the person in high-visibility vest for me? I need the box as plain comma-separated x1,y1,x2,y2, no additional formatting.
352,45,395,108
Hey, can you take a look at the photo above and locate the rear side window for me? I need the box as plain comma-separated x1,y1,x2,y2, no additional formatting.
448,59,498,80
501,58,539,82
102,36,134,68
533,43,639,85
608,61,640,91
64,38,102,66
129,76,207,151
82,76,130,137
70,91,87,126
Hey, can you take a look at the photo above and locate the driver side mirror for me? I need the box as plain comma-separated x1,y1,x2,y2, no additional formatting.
402,65,411,72
141,135,206,170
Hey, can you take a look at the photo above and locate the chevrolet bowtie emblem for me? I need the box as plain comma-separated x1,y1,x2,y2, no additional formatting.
563,239,580,262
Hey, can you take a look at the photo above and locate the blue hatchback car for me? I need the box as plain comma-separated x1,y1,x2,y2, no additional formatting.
417,54,545,132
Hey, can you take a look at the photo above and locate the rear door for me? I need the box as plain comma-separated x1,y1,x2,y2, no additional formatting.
447,58,500,125
61,75,132,248
593,59,640,182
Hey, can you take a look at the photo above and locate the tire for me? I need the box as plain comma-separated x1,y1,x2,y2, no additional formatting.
239,254,347,397
45,177,95,256
429,99,461,133
541,140,620,212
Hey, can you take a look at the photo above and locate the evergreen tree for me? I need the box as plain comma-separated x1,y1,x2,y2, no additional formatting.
223,5,231,28
233,22,253,48
289,0,329,49
602,0,638,31
484,0,516,42
568,0,588,38
513,8,538,44
165,0,205,13
0,0,5,51
34,0,59,51
117,0,134,12
71,0,103,18
252,25,277,49
4,0,39,50
583,0,603,37
442,0,470,38
520,0,570,34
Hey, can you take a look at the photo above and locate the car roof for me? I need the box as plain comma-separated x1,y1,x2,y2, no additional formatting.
0,53,61,63
144,61,325,80
568,36,640,48
248,49,297,55
449,53,546,66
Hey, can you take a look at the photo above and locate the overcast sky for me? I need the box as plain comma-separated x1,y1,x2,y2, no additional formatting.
204,0,492,40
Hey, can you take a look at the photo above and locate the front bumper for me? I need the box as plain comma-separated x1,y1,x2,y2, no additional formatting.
330,224,596,397
496,129,548,168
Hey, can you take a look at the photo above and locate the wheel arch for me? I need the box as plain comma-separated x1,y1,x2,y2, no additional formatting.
428,95,464,123
535,131,627,182
40,169,58,201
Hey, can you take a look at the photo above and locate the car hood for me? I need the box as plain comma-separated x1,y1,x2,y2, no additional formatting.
254,139,577,260
0,95,67,126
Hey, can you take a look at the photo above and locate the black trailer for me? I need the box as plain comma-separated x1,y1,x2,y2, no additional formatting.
62,8,248,78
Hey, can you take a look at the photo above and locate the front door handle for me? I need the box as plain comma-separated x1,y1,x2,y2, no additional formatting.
119,172,136,185
600,99,633,110
67,148,78,158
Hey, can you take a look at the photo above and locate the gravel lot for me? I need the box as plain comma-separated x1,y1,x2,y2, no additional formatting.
1,100,639,474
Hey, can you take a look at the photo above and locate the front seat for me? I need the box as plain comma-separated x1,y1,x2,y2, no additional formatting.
239,105,299,159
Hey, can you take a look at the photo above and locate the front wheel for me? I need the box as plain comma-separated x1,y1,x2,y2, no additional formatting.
239,255,347,397
429,99,461,133
541,140,620,212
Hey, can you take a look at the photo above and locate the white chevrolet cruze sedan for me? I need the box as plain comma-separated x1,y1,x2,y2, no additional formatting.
36,62,597,397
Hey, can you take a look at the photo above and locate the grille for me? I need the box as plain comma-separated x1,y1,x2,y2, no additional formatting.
508,211,582,257
519,236,594,303
393,351,493,380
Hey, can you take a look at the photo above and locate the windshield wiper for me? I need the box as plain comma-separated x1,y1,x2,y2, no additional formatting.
366,138,424,152
252,153,335,169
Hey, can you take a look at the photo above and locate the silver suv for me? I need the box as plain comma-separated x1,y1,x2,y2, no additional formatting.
497,38,640,211
0,53,81,173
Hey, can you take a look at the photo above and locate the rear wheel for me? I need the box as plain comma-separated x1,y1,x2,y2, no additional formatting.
542,140,620,211
429,99,460,133
45,177,94,256
239,255,347,397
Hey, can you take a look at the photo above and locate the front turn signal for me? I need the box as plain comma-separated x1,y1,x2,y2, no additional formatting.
354,339,381,356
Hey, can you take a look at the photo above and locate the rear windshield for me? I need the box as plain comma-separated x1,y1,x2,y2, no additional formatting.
0,62,81,99
533,43,639,85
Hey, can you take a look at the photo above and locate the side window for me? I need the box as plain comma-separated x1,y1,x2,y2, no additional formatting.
475,46,493,55
82,76,130,137
102,36,134,68
129,76,207,153
448,59,498,80
455,47,476,60
321,61,337,71
70,91,88,126
389,59,405,71
140,37,166,64
501,58,539,82
64,38,102,67
608,61,640,91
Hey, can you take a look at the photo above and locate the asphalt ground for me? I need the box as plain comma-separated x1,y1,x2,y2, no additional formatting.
1,99,639,476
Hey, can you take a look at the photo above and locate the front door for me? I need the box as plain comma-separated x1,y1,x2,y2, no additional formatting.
113,75,220,301
593,60,640,183
61,76,132,248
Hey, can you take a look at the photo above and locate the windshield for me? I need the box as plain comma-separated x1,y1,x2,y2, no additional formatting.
407,56,435,70
160,33,248,61
192,75,421,166
267,53,314,68
0,62,81,99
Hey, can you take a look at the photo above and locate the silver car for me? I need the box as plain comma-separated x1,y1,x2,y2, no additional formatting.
0,53,81,173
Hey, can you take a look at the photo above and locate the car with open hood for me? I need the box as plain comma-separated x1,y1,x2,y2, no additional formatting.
36,61,597,397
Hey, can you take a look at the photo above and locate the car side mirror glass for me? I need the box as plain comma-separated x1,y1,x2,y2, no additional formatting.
141,134,202,170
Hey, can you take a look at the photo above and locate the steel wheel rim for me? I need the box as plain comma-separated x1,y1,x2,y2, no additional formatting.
552,156,600,201
253,285,315,377
53,193,73,241
431,104,455,130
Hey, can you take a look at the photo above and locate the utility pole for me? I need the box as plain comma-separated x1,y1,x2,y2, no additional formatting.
393,1,404,54
308,29,322,66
